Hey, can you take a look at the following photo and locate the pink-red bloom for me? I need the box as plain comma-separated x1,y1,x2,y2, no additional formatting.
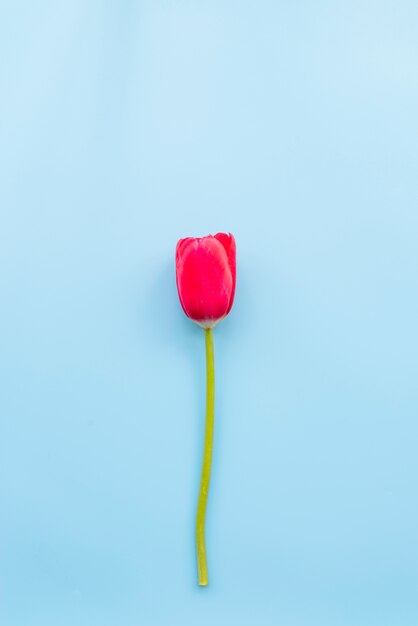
176,233,236,328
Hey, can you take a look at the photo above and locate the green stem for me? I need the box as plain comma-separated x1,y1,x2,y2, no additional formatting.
196,327,215,586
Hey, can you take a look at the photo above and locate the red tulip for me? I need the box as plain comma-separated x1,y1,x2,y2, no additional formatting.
175,232,236,587
176,232,236,328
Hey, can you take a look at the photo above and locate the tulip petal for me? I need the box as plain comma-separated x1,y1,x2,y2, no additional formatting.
176,237,194,263
213,232,236,314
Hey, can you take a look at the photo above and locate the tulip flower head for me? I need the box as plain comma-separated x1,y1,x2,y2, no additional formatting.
175,232,236,586
176,233,236,328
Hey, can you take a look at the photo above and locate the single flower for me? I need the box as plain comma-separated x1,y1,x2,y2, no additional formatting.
176,233,236,328
175,232,236,586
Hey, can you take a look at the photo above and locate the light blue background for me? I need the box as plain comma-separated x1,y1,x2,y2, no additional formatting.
1,2,417,625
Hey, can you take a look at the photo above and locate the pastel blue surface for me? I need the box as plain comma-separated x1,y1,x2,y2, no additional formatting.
1,2,418,625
